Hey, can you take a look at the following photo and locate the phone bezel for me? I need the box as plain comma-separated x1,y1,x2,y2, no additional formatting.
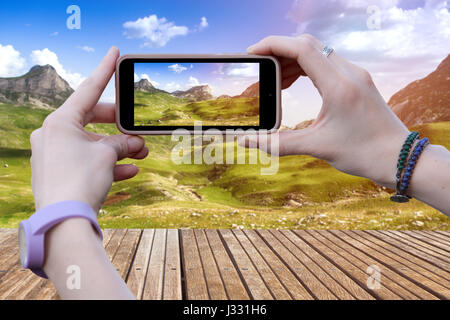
115,54,281,135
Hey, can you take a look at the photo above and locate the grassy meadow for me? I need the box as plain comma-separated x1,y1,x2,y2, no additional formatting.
134,91,260,126
0,103,449,230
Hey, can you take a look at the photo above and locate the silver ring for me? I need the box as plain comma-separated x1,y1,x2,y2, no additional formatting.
322,45,334,58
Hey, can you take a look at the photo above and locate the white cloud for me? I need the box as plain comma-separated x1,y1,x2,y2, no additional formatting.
30,48,85,89
50,32,59,36
168,63,188,74
134,73,139,82
287,0,450,100
199,16,208,30
123,14,188,47
0,44,26,77
187,76,200,87
164,82,182,91
78,45,95,53
224,63,259,77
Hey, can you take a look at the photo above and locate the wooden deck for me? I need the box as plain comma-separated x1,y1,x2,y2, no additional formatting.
0,229,449,300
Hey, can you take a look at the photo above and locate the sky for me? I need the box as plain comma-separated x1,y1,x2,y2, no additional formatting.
0,0,448,127
134,62,259,96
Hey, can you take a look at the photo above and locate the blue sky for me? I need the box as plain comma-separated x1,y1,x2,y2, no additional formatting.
134,62,259,96
0,0,448,126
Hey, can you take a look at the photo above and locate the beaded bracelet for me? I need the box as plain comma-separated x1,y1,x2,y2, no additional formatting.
395,131,420,180
390,135,429,203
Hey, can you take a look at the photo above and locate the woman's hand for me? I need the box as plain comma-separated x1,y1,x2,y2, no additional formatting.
246,35,409,189
30,47,149,213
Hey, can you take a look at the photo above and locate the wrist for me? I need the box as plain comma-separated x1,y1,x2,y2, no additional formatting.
365,131,410,189
43,218,103,278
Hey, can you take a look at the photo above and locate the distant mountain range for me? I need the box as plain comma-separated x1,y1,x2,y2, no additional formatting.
388,54,450,127
135,79,260,102
172,85,214,101
0,65,73,109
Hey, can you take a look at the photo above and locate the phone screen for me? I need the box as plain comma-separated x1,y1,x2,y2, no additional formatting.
133,62,260,127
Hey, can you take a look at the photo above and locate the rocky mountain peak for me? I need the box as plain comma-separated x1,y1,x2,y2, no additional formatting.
389,54,450,127
0,64,74,109
171,85,214,101
239,82,259,98
134,79,154,91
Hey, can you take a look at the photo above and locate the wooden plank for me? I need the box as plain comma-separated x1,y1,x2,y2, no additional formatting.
102,229,115,247
127,229,155,299
204,229,249,300
405,231,450,252
194,229,227,300
233,229,291,300
388,231,450,259
333,230,448,299
298,230,401,300
286,230,375,300
315,230,434,299
379,231,450,265
257,229,337,300
353,231,450,289
112,229,141,279
220,229,273,300
0,231,20,280
434,230,450,238
105,229,127,261
143,229,167,300
163,229,182,300
180,229,209,300
272,230,355,300
422,231,450,243
363,231,450,282
244,230,314,300
367,230,450,272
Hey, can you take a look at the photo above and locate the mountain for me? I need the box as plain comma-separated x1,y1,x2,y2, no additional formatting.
0,65,74,109
238,82,259,98
294,119,315,130
217,94,231,99
389,54,450,127
171,85,213,101
134,79,167,94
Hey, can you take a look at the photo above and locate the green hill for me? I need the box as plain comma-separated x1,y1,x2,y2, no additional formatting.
0,103,449,230
134,91,259,126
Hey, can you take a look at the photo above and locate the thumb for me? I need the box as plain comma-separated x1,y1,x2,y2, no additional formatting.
238,130,313,156
100,135,145,160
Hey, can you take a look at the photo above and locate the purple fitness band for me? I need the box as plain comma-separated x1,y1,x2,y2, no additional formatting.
18,201,103,279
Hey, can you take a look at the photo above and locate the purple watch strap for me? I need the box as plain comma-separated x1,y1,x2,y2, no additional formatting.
20,201,102,279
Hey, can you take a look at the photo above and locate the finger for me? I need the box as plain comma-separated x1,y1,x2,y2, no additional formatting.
130,146,149,160
281,64,303,80
282,74,301,89
113,164,139,182
238,130,313,156
100,135,145,161
84,102,116,125
248,35,339,94
61,47,120,124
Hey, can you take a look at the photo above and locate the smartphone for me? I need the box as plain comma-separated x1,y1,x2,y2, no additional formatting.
115,54,281,135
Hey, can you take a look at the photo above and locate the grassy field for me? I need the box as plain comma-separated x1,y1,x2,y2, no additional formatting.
0,103,449,230
134,91,260,126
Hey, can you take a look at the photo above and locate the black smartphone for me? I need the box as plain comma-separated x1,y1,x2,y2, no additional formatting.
115,54,281,134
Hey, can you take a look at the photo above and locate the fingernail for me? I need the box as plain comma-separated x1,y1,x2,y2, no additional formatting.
127,136,143,153
247,45,256,53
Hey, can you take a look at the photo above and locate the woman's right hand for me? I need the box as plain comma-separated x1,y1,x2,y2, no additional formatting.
245,35,410,189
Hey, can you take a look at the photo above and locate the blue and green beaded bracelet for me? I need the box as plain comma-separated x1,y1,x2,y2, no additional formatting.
391,135,429,203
